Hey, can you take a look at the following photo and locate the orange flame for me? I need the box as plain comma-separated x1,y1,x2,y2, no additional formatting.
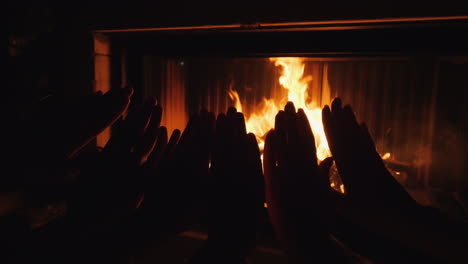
229,57,347,192
229,57,331,161
227,57,400,194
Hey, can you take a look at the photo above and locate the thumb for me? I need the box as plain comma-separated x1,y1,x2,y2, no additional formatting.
318,157,334,180
319,157,345,206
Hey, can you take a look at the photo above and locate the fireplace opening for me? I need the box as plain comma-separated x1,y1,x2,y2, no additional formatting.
94,17,468,222
141,56,445,200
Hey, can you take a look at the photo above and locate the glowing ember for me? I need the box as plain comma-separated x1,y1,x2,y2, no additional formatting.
382,152,391,160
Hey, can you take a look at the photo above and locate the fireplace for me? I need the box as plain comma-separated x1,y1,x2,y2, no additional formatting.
93,16,468,216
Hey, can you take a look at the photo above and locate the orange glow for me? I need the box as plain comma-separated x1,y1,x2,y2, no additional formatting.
229,57,346,192
159,59,188,135
229,57,331,161
382,152,391,160
94,34,111,147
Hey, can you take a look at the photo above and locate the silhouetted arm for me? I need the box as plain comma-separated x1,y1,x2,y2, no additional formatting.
322,98,468,264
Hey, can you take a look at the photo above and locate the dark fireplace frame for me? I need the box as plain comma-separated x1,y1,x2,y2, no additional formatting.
94,16,468,57
92,16,468,208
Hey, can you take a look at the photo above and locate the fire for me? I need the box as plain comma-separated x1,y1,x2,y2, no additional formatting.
226,57,396,194
229,57,331,161
229,57,347,192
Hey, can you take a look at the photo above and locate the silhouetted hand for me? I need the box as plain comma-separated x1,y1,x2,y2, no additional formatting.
145,126,180,172
69,97,161,227
195,107,264,263
23,87,133,161
322,98,416,209
0,88,134,263
322,98,468,264
263,102,344,263
1,88,132,217
137,126,180,221
138,109,215,237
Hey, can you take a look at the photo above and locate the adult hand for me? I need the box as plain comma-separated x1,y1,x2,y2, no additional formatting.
139,109,215,236
0,88,132,217
322,98,468,264
0,88,134,263
26,87,133,161
322,97,416,209
69,97,161,226
263,102,345,263
201,107,264,262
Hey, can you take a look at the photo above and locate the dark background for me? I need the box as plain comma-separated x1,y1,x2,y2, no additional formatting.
6,0,468,105
8,0,468,31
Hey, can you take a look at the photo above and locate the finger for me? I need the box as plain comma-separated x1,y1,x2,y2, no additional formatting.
151,105,163,130
227,107,237,117
284,101,296,115
247,132,265,210
234,112,247,136
166,129,181,156
66,87,132,158
322,105,332,141
297,108,317,165
178,113,200,149
263,129,277,204
246,133,264,194
274,111,288,167
134,106,163,163
322,104,339,159
327,101,357,184
274,110,287,135
232,112,248,165
213,113,228,169
331,97,342,114
98,87,133,127
106,97,156,154
263,129,276,177
231,112,247,166
146,126,168,168
341,105,365,158
323,102,355,190
158,128,180,171
127,97,157,135
343,105,361,133
226,107,240,141
246,133,262,174
284,102,300,162
318,157,345,208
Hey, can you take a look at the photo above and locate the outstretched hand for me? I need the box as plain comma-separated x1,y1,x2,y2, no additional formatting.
322,98,416,209
203,107,264,262
139,109,215,236
70,97,161,227
0,88,132,218
263,102,341,263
